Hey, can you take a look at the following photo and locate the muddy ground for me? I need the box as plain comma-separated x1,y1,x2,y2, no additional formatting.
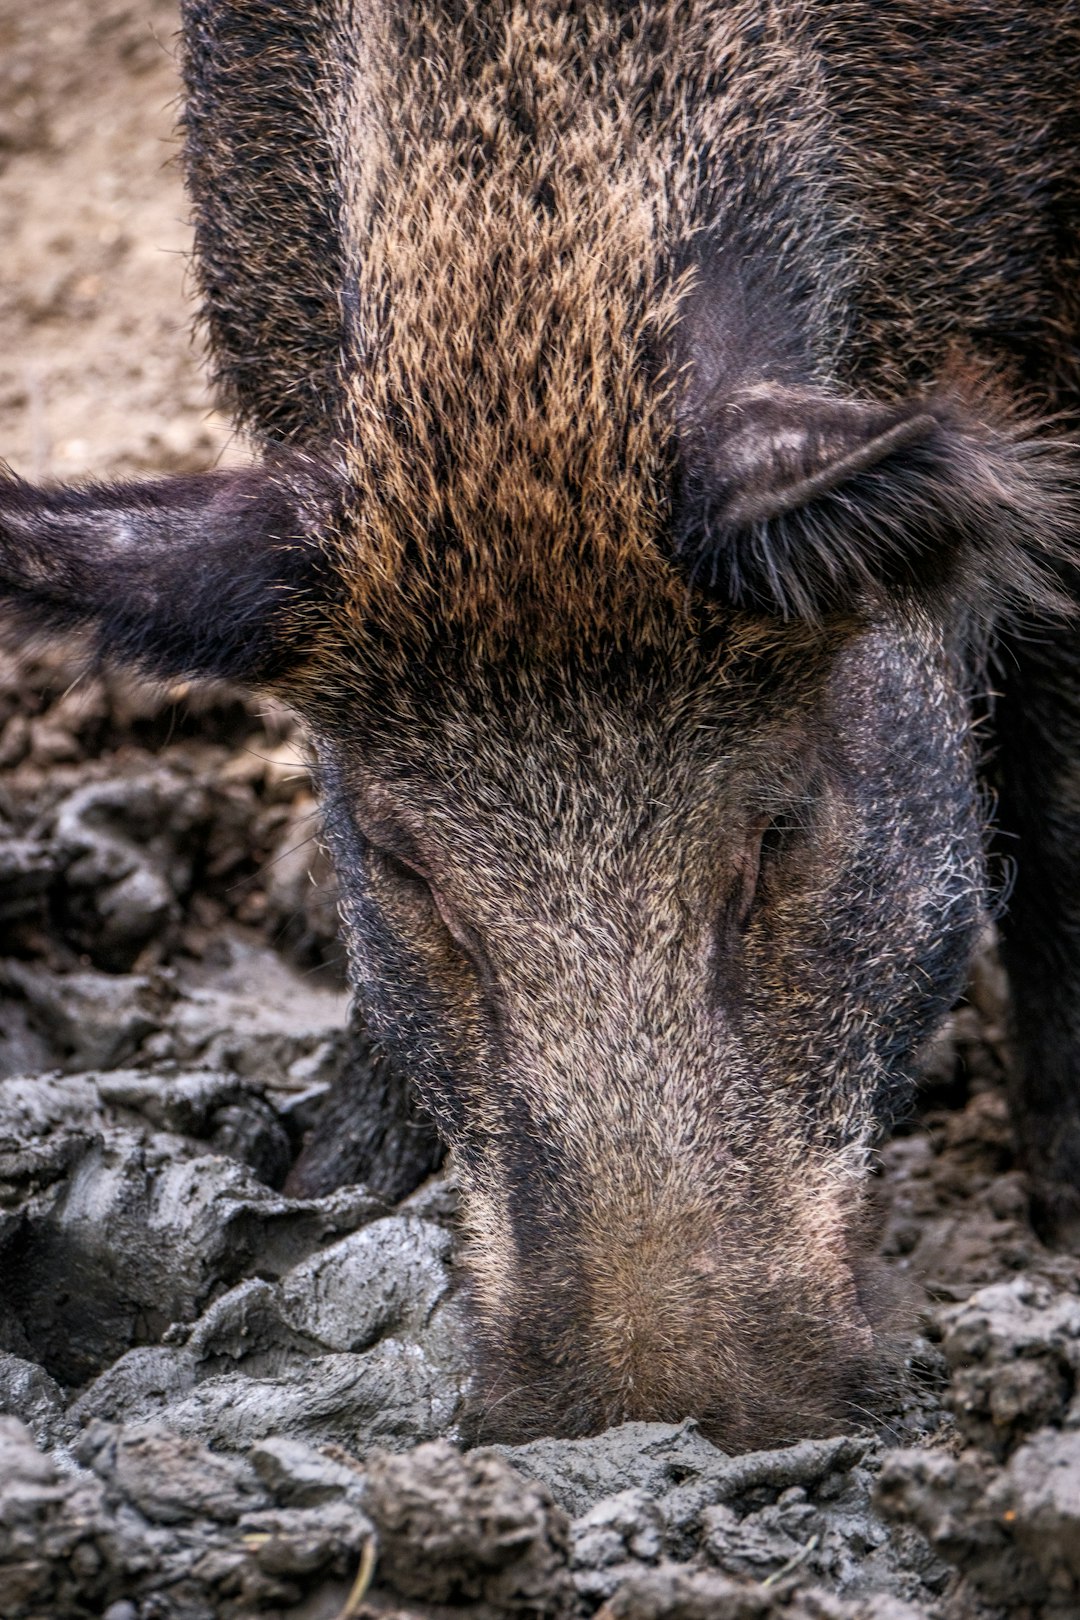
2,5,1080,1618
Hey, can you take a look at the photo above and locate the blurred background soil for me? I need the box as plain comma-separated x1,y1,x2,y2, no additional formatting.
0,0,242,484
1,5,1079,1619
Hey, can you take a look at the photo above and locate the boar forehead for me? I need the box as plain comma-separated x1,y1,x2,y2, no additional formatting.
313,615,978,925
321,626,827,839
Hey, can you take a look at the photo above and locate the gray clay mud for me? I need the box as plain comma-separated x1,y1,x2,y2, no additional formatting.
3,4,1080,1618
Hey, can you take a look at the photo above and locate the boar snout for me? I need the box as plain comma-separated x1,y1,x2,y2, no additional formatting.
461,1116,889,1449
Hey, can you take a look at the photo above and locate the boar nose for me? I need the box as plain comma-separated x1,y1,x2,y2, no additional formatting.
463,1145,886,1449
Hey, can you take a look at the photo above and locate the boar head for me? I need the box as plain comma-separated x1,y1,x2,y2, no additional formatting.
0,376,1071,1448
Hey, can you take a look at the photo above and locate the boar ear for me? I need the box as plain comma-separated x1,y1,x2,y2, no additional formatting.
0,456,341,682
676,382,1076,622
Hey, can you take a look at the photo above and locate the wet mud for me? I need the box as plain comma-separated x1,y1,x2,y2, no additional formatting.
2,4,1080,1617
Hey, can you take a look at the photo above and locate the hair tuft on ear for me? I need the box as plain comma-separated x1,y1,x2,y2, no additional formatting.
0,451,344,683
674,378,1080,627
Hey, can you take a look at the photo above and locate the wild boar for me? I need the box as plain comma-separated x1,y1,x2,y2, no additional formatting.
2,0,1079,1449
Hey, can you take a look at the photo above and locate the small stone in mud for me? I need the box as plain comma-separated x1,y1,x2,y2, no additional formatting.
249,1435,368,1507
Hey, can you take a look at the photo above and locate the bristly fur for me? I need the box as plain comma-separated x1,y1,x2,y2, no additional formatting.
181,0,351,444
176,0,1080,660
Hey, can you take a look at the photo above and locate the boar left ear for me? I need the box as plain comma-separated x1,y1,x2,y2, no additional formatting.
0,455,341,682
676,382,1077,622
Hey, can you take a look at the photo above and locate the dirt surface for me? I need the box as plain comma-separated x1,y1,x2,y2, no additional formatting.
2,5,1080,1618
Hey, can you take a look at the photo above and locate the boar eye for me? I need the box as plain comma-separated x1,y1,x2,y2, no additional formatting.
366,840,437,910
759,810,801,868
379,848,430,890
738,809,802,929
368,842,484,971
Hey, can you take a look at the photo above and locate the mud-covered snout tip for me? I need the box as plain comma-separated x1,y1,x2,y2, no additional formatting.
462,1285,893,1454
458,1169,904,1453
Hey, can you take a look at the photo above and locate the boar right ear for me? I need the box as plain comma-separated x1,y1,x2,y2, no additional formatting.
676,382,1077,623
0,456,342,682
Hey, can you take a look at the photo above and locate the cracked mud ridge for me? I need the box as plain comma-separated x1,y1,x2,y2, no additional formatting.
2,4,1080,1618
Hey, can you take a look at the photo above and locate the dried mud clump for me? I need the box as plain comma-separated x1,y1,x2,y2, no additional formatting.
363,1440,574,1612
877,1278,1080,1617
